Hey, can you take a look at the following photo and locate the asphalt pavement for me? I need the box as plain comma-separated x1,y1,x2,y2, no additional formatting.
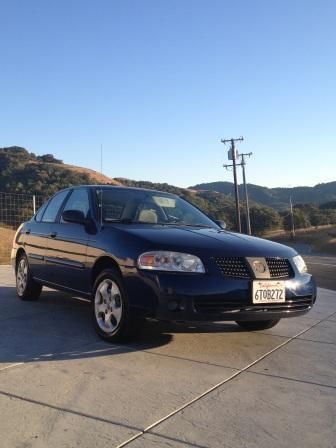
0,264,336,448
305,255,336,291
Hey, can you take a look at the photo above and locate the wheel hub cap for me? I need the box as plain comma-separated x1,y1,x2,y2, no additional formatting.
17,258,28,295
94,279,123,334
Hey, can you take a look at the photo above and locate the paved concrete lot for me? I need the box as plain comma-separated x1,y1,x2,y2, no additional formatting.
1,265,336,448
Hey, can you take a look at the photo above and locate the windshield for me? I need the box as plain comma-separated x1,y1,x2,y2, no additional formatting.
96,188,218,228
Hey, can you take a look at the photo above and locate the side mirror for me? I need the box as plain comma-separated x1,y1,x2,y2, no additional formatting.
215,220,226,230
62,209,86,225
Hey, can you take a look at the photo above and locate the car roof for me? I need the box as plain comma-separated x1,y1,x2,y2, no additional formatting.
63,185,178,197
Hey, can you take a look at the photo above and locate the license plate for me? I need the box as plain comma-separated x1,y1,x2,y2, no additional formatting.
252,280,286,304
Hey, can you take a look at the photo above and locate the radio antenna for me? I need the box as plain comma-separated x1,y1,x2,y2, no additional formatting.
100,144,103,174
100,188,104,229
100,144,104,228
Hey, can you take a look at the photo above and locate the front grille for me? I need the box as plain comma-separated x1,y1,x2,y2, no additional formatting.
194,296,313,314
214,257,294,279
266,257,294,278
214,257,250,278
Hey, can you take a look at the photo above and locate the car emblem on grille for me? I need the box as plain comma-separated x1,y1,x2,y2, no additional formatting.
253,260,267,273
246,257,271,279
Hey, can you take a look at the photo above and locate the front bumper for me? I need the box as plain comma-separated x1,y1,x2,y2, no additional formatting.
124,269,317,322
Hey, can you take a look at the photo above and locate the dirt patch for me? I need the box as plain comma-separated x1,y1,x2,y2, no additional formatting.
28,160,122,185
266,225,336,256
0,227,15,264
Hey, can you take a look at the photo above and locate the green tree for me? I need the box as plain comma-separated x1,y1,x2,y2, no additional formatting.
283,209,311,230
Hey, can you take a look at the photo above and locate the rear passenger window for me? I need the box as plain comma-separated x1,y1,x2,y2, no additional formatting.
62,189,90,220
35,202,48,222
42,190,69,223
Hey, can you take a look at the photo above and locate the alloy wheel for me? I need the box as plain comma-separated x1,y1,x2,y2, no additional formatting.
94,279,123,334
17,258,28,295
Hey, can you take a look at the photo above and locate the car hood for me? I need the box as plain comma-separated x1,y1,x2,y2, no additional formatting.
114,224,297,258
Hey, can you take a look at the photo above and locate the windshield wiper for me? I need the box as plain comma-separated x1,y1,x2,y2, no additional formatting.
180,224,213,228
104,219,213,228
104,218,134,223
157,222,213,228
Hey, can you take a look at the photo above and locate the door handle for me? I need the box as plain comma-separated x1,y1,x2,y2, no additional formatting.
50,232,57,238
25,229,31,235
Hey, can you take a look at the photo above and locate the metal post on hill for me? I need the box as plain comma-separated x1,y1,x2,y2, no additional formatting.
221,137,244,233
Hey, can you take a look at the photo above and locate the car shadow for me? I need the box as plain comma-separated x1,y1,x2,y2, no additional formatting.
0,286,242,366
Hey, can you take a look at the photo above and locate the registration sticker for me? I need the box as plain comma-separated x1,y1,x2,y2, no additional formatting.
252,280,286,304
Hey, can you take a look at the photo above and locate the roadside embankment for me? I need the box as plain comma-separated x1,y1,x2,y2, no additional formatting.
0,227,15,264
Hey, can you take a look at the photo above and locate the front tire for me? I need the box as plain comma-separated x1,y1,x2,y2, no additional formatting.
92,269,143,342
16,253,42,301
236,319,280,331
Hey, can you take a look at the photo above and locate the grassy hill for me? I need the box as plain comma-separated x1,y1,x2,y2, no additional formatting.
0,146,120,196
190,181,336,210
0,147,283,234
2,146,335,238
114,178,282,233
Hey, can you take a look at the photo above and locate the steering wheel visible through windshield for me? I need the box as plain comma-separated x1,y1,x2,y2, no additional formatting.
96,188,218,228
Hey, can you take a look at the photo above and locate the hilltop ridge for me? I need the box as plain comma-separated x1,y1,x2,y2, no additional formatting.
189,181,336,210
0,146,120,196
1,146,336,234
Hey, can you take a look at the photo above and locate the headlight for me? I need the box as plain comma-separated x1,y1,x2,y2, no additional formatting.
137,251,205,273
292,255,307,273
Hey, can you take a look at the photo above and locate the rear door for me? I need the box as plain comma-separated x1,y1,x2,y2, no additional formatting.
23,202,50,279
25,191,69,280
44,188,91,293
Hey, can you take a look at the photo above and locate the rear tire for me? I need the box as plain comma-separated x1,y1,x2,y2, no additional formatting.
16,253,42,301
92,268,143,342
236,319,280,331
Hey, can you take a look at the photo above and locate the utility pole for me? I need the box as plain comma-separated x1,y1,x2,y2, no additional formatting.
239,152,253,235
221,137,244,233
289,195,295,240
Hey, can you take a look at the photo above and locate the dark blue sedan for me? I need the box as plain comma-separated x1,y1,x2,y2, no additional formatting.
11,185,317,342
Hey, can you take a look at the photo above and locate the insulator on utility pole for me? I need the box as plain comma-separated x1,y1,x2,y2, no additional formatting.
221,137,244,233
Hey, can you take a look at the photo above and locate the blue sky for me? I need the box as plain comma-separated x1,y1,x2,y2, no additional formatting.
1,0,335,188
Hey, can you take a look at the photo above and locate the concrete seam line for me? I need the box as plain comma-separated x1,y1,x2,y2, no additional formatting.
294,337,336,346
0,363,24,372
136,349,242,370
115,311,335,448
244,370,336,390
0,390,141,433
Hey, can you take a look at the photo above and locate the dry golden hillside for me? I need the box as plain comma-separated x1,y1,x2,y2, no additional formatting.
29,161,122,186
51,163,121,185
0,227,15,264
265,225,336,256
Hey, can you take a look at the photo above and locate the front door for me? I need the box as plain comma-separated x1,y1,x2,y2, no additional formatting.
44,188,91,293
